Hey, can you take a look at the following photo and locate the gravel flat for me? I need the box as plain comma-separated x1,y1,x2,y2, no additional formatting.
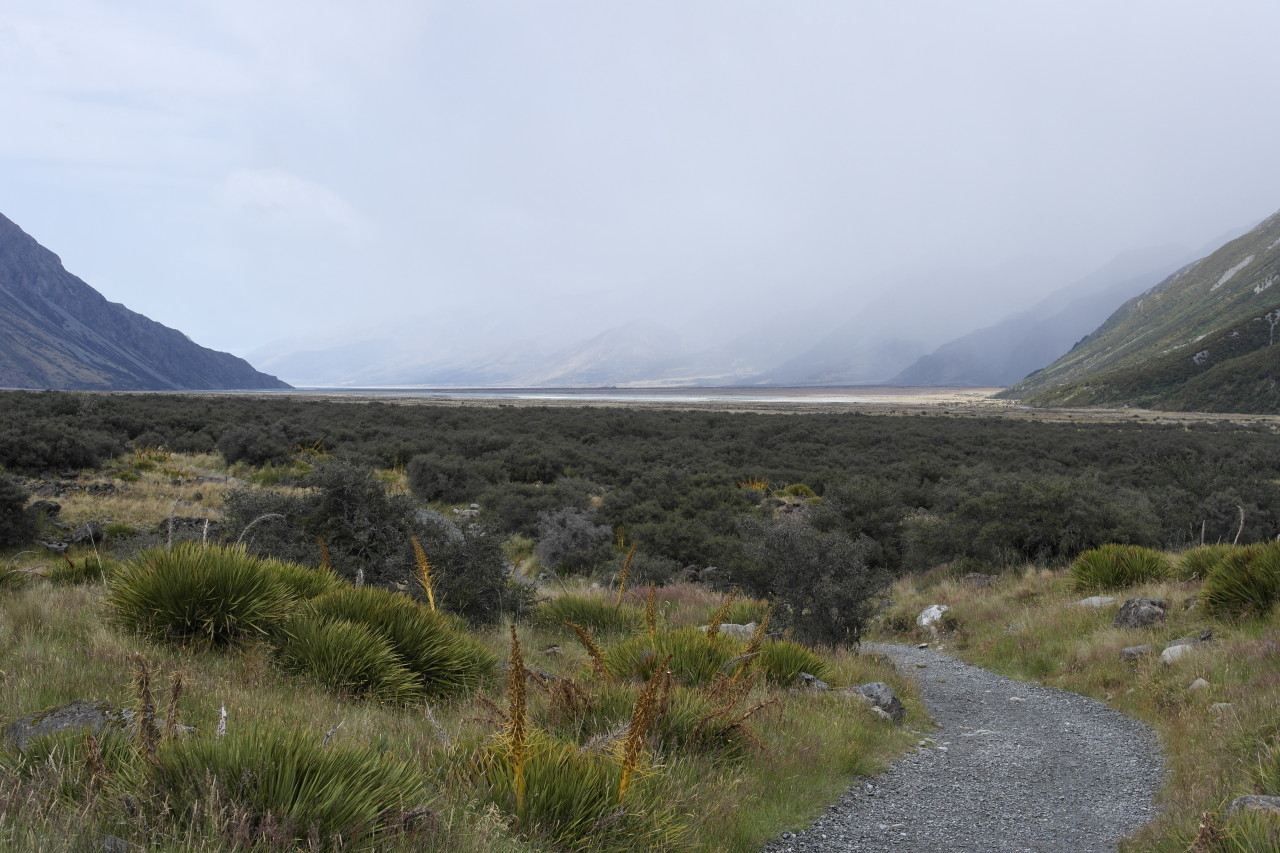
766,643,1164,852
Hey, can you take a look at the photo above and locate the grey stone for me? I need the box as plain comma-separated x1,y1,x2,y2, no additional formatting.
1160,644,1195,666
1120,644,1154,661
4,700,132,752
27,499,61,518
961,573,997,588
1228,795,1280,816
1210,703,1234,715
100,836,131,853
1188,678,1211,691
1072,596,1117,609
708,622,757,640
70,521,106,545
848,682,906,722
799,672,830,690
3,700,193,752
1112,598,1168,629
917,604,950,631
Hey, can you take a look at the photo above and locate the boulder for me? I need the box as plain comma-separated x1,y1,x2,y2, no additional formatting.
798,672,829,690
1112,598,1168,629
698,622,758,640
4,700,132,752
70,521,106,545
847,682,906,722
1188,678,1211,691
27,499,61,519
917,604,951,632
1228,795,1280,816
1072,596,1117,609
1161,644,1196,666
3,700,194,751
1120,644,1154,662
1210,703,1234,715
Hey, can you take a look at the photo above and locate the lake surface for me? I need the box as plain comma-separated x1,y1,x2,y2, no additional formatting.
290,386,1007,406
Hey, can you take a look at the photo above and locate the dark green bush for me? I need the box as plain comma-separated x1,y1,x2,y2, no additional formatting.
753,639,830,687
739,518,888,646
407,454,483,503
472,735,688,852
0,474,34,548
1069,544,1171,591
216,424,293,467
107,543,297,646
303,586,495,698
1173,543,1237,581
1203,543,1280,618
150,726,427,850
273,614,424,703
604,627,742,686
532,594,645,636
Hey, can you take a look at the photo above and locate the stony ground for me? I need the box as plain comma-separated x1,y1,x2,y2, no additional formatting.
766,643,1164,852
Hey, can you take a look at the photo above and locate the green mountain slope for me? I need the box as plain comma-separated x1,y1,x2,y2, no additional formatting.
1001,209,1280,412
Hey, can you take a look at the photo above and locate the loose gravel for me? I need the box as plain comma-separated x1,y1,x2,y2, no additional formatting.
766,643,1164,852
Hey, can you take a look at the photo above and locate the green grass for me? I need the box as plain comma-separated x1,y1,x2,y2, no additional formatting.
1069,543,1171,591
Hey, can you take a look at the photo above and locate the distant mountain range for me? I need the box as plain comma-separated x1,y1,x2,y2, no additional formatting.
254,252,1185,390
1002,208,1280,412
0,212,288,391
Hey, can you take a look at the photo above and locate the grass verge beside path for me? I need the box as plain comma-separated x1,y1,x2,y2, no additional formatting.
874,568,1280,851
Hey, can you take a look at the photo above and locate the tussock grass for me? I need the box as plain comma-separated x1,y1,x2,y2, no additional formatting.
532,593,645,637
1069,543,1171,591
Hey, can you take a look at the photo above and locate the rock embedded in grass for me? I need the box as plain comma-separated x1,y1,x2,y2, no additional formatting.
1121,644,1154,661
1112,597,1168,629
1071,595,1117,608
846,682,905,723
1228,795,1280,816
917,604,950,632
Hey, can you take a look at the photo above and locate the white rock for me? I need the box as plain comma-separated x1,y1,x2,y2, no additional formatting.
1071,596,1117,608
917,604,951,631
1210,702,1234,715
1188,678,1211,691
1161,644,1195,666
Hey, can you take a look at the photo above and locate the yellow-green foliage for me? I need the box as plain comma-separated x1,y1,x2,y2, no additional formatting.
533,594,644,636
1069,543,1171,591
1173,543,1237,581
150,726,428,851
273,614,424,703
470,733,689,853
754,639,830,687
302,586,496,698
605,627,743,685
106,543,298,647
1203,542,1280,619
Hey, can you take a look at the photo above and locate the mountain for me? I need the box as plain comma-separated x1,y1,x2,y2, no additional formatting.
761,255,1090,386
0,212,289,391
1001,209,1280,411
888,246,1193,387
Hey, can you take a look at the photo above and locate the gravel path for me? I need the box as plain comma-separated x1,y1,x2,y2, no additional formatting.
766,643,1164,852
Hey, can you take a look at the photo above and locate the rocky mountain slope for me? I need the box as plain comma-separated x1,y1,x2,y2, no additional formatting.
1002,209,1280,411
889,247,1191,387
0,213,289,391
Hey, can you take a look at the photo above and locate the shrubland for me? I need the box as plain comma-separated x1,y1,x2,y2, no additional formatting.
4,391,1280,850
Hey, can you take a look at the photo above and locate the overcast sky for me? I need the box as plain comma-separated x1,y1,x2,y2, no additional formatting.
4,0,1280,359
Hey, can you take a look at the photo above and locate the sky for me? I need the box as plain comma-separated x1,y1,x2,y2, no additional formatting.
4,0,1280,365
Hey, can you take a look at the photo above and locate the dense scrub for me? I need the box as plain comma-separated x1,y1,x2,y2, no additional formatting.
4,392,1279,584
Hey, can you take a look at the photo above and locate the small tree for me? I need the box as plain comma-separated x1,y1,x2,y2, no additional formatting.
738,517,888,646
534,507,611,574
0,475,34,548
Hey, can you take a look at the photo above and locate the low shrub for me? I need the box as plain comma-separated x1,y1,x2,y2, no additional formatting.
533,594,644,636
1203,543,1280,618
1173,543,1237,581
303,586,495,698
106,543,297,646
273,614,424,704
754,639,830,687
722,598,768,626
0,474,34,548
149,726,428,851
45,555,117,586
605,627,743,686
1068,544,1171,591
471,734,688,852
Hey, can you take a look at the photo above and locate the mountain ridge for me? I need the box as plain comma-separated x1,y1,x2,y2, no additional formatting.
0,212,289,391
